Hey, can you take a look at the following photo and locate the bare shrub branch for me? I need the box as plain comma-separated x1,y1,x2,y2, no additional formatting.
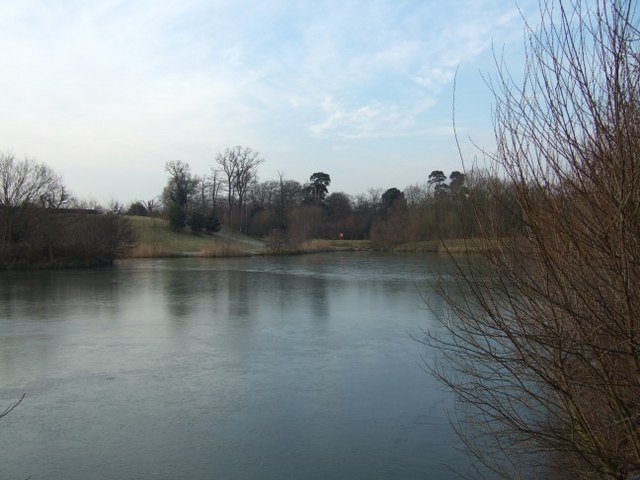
426,1,640,478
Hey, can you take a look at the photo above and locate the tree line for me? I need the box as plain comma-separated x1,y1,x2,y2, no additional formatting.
152,147,520,249
1,140,521,266
0,152,133,267
3,139,523,266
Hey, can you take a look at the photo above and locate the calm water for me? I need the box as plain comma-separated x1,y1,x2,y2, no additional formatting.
0,253,470,479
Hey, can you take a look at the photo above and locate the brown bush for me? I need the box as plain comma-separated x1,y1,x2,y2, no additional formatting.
426,1,640,479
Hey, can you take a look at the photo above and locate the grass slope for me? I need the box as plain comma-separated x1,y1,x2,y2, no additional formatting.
125,216,486,258
126,216,266,258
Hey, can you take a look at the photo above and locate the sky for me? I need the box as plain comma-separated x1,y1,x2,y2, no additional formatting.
0,0,538,204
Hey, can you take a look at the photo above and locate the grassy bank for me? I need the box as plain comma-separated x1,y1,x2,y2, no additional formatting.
126,216,375,258
125,216,266,258
266,238,372,255
386,238,492,254
268,238,493,255
125,216,489,259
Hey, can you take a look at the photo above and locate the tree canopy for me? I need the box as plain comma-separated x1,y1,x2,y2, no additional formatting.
308,172,331,203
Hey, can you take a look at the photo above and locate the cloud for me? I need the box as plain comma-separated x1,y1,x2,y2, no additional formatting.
0,1,526,133
294,1,527,140
412,68,456,89
0,0,535,201
309,98,401,139
309,96,437,139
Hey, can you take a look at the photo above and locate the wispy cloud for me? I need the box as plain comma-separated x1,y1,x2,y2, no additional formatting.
0,0,536,200
309,96,437,139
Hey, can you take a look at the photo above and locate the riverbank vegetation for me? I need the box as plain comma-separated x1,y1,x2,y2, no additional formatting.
0,158,502,265
1,104,521,265
120,152,517,257
0,153,134,268
153,150,519,251
2,1,637,478
426,1,640,479
0,153,514,266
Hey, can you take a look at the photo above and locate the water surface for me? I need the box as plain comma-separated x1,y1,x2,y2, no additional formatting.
0,253,468,479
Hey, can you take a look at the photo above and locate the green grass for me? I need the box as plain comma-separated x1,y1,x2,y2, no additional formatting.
125,216,266,258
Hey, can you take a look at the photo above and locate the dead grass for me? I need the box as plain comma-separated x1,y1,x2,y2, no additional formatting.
267,238,372,254
391,238,495,254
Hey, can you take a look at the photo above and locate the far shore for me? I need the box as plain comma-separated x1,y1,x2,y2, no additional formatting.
124,215,491,260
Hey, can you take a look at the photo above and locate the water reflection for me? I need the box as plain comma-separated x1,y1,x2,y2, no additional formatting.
168,269,194,318
0,269,120,322
0,253,471,480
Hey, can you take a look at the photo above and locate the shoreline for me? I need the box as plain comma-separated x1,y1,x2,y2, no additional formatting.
1,214,494,269
124,237,491,259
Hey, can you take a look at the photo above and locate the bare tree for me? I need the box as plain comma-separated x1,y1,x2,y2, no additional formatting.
426,1,640,479
216,149,238,215
143,198,158,216
403,183,428,208
366,188,383,212
251,180,280,208
0,152,69,242
215,146,263,232
209,168,222,216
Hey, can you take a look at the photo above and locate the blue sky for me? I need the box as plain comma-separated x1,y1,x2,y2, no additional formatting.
0,0,537,204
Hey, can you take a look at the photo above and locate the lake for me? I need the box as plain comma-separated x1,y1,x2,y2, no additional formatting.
0,253,471,479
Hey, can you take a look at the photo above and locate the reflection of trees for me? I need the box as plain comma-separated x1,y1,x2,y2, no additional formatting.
306,275,329,321
0,269,121,377
242,256,331,324
0,270,118,321
164,267,198,320
159,259,257,328
226,270,250,321
284,256,330,322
